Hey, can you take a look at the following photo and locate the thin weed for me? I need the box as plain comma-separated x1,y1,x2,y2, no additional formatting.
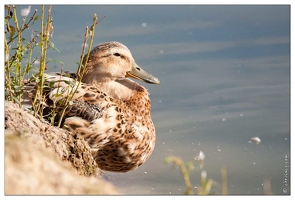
164,155,227,195
4,4,104,126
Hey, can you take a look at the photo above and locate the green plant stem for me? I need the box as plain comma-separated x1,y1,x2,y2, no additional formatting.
221,167,227,195
4,38,13,101
12,6,23,104
80,14,98,79
57,14,99,127
32,5,52,119
167,156,194,195
179,160,194,195
7,9,37,45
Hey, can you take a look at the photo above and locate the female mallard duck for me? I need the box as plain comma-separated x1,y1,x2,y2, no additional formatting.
25,41,160,172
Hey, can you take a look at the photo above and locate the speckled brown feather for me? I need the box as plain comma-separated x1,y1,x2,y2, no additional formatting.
35,75,156,172
23,41,159,172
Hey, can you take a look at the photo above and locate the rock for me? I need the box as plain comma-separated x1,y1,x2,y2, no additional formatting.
4,101,119,194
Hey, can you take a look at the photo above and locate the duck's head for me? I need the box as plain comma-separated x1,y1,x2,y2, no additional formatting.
77,41,160,86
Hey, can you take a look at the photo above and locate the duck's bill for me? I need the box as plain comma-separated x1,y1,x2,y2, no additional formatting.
126,64,160,84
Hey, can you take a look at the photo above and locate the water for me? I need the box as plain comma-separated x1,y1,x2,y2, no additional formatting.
9,5,290,195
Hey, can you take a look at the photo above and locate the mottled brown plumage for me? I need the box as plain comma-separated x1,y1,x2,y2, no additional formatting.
24,41,160,172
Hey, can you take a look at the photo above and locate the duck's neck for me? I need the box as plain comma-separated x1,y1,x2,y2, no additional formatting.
84,78,151,109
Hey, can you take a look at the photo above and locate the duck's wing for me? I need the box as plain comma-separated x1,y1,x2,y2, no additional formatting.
23,72,106,125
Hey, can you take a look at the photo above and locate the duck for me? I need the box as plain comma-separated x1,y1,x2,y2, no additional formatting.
24,41,160,172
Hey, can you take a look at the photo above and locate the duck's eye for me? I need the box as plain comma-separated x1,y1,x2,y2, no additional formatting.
114,53,121,57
